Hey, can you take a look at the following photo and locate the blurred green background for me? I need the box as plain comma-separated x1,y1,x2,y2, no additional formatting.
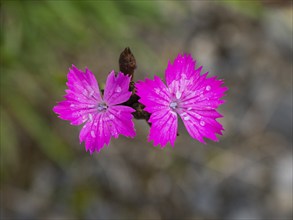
1,1,292,219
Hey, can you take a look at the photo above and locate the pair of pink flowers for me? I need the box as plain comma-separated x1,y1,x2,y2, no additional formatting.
53,54,228,154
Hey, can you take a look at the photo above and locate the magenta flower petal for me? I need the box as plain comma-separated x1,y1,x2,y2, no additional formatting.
66,65,102,103
107,105,136,138
103,71,132,106
53,100,97,125
79,113,109,153
53,66,136,154
165,54,202,86
136,54,227,148
53,66,101,126
136,76,171,113
148,109,178,147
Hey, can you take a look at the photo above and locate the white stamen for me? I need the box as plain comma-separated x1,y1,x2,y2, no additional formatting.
97,103,107,111
170,102,178,109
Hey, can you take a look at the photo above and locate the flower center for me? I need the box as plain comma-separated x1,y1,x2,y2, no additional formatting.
170,101,178,110
97,103,108,112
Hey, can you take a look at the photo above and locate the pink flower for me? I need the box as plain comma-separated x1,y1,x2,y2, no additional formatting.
53,65,136,154
136,54,228,147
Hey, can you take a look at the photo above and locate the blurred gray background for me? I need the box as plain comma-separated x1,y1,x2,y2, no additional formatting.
1,1,292,219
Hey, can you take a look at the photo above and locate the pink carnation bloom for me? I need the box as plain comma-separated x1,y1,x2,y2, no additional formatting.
136,54,228,147
53,66,136,154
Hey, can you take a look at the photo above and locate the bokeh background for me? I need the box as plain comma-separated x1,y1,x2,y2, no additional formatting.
1,1,292,219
